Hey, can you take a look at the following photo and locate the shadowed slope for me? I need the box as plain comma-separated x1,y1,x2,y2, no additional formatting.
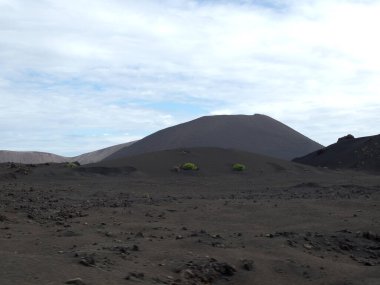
104,114,322,161
293,134,380,171
95,147,316,177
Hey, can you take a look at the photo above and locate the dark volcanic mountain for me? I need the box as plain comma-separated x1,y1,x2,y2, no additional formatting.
294,134,380,171
104,114,323,161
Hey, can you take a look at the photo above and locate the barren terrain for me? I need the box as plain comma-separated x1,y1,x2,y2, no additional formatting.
0,148,379,285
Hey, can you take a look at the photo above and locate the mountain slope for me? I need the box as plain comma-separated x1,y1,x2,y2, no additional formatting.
72,141,136,164
0,150,67,164
104,114,323,161
293,134,380,171
0,141,137,165
93,147,318,177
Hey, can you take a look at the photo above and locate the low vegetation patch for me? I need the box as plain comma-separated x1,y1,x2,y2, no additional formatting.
65,161,80,168
232,163,246,171
181,162,199,171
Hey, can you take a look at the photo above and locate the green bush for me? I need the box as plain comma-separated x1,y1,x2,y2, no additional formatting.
232,163,246,171
65,161,80,168
181,162,198,171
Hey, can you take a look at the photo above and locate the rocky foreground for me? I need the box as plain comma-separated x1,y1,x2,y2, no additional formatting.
0,153,379,285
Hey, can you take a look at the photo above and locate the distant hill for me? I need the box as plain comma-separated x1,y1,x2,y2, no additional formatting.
72,141,136,164
0,150,67,164
104,114,323,161
293,134,380,171
0,141,137,165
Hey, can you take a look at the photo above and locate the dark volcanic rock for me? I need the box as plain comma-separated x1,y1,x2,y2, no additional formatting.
338,134,355,142
294,134,380,171
275,230,380,266
240,259,255,271
125,272,145,281
0,214,9,222
79,254,96,267
174,258,236,283
361,231,380,242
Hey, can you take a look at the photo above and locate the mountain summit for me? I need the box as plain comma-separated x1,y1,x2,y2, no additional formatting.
104,114,322,161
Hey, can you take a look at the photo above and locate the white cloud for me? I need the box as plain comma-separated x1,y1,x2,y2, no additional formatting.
0,0,380,154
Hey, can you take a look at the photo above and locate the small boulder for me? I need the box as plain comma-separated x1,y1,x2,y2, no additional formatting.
79,255,96,267
125,272,145,281
240,259,254,271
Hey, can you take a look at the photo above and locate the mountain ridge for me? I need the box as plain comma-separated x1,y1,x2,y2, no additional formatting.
0,141,137,165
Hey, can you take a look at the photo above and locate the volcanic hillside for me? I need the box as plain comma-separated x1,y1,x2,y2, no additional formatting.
104,114,323,161
294,134,380,171
72,141,136,165
94,147,314,177
0,150,67,164
0,142,137,165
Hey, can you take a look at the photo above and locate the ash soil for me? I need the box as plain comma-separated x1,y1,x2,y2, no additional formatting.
0,148,379,285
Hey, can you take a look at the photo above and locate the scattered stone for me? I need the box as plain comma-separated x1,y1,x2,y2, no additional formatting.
0,214,9,222
171,166,181,173
175,258,236,283
272,230,380,266
61,230,81,237
361,231,380,241
240,259,254,271
363,260,375,266
125,272,145,281
8,163,17,169
303,244,313,250
79,255,96,267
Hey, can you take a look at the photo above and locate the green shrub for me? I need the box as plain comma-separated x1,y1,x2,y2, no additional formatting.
181,162,198,171
65,161,80,168
232,163,246,171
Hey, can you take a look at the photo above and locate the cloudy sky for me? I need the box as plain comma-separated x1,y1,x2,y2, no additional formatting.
1,0,380,156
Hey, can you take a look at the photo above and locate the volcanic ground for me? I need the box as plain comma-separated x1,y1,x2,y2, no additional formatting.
0,148,379,285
